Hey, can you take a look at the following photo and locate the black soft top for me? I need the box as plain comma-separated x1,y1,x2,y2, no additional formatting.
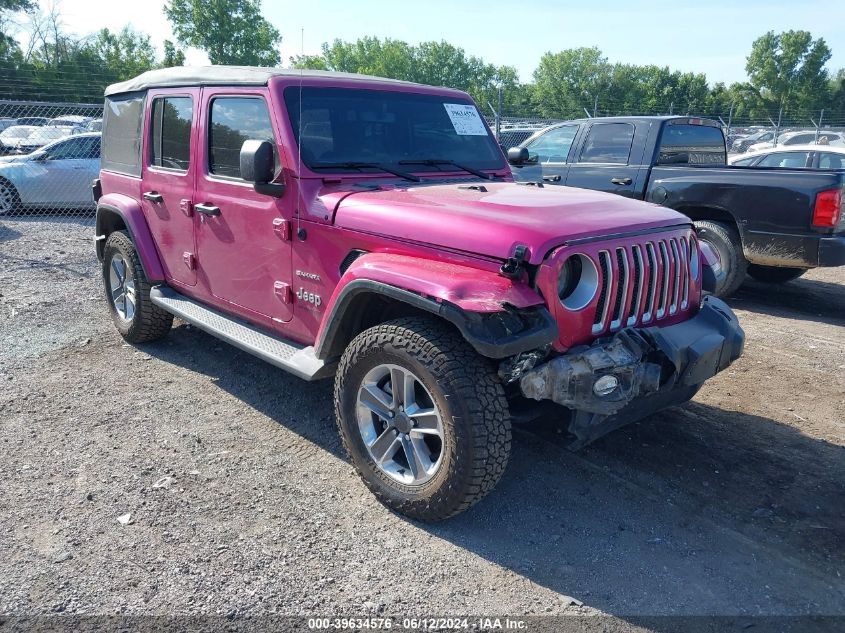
104,66,421,97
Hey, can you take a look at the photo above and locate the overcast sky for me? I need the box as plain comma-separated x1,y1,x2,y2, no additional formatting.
15,0,845,85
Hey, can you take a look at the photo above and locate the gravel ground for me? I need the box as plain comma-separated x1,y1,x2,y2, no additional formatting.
1,217,844,620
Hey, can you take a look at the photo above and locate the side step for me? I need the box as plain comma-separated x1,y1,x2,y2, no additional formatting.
150,286,334,381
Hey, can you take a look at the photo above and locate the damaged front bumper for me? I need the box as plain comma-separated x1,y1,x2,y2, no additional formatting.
517,296,744,448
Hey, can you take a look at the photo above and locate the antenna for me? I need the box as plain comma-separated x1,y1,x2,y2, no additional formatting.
296,27,304,234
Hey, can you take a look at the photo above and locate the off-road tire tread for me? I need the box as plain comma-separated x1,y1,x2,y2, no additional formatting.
103,231,173,343
694,220,748,297
334,316,511,522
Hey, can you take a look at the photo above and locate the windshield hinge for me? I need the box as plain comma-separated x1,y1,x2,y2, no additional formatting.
500,245,529,279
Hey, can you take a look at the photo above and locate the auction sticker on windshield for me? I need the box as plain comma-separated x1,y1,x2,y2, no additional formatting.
443,103,488,136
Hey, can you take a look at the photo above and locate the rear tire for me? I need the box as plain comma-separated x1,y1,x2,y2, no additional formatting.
694,220,747,297
334,316,511,522
102,231,173,343
747,265,807,284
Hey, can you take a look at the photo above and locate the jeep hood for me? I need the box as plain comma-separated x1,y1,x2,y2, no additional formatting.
330,182,688,264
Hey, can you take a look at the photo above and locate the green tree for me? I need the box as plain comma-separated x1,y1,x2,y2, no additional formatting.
745,30,831,113
164,0,281,66
161,39,185,68
89,27,157,79
532,47,612,117
291,37,519,113
0,0,34,61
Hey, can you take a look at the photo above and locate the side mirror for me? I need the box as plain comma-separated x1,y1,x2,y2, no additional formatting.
507,147,529,166
240,139,285,197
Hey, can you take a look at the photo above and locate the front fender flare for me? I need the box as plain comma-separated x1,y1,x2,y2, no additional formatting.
315,253,558,360
96,194,165,282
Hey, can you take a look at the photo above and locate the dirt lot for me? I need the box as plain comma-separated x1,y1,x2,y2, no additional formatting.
1,217,844,620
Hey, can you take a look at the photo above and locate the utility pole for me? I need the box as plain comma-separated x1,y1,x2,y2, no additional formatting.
593,94,598,118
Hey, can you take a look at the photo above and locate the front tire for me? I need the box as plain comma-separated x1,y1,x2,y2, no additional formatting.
747,265,807,284
694,220,748,297
0,179,21,215
334,317,511,522
102,231,173,343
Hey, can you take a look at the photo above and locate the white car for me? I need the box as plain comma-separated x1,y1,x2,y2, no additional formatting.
746,130,845,153
0,133,101,214
0,125,38,153
729,144,845,170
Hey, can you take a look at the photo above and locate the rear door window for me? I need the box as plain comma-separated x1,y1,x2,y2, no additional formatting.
150,96,192,171
578,123,634,164
208,97,277,179
757,152,811,168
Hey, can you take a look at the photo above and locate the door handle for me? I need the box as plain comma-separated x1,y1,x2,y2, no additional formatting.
194,203,221,217
542,174,562,183
143,191,164,203
611,177,633,185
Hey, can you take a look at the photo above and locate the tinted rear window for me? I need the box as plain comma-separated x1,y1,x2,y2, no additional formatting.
102,93,145,176
658,124,725,165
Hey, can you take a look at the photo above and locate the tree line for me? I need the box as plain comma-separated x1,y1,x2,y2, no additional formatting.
1,0,844,124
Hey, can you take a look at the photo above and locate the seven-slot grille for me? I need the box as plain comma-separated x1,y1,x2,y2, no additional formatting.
592,235,695,334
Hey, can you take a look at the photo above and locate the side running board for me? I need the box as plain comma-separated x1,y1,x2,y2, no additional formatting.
150,286,334,381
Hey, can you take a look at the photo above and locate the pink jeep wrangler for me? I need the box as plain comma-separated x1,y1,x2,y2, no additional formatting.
94,67,744,521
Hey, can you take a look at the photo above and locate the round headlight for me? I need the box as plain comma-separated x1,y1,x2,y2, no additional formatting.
557,256,582,300
558,254,599,311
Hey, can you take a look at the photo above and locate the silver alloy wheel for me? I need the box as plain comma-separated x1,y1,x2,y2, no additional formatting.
356,363,445,486
0,182,15,214
108,254,136,321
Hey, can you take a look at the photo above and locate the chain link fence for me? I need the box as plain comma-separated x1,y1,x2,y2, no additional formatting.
0,100,103,227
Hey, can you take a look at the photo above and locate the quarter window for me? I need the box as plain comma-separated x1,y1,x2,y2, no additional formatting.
819,152,844,169
209,97,277,179
757,152,811,168
150,96,192,171
579,123,635,164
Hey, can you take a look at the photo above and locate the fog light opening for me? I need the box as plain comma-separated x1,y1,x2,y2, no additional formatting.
593,375,619,397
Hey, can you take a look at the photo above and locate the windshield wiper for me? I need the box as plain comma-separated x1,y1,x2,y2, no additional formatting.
398,159,493,180
310,161,420,182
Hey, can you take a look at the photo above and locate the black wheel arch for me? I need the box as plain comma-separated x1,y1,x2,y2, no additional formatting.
315,279,558,362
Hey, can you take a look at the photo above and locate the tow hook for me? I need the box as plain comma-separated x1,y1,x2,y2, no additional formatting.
501,245,529,279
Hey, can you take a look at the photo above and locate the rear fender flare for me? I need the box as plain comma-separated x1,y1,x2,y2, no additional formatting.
96,194,165,282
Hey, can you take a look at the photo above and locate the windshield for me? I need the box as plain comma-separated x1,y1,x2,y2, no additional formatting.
1,127,33,139
284,87,505,174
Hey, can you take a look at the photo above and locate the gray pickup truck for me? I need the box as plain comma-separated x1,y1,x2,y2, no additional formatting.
508,116,845,296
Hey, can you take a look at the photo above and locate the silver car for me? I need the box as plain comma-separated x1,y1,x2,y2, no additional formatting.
0,133,100,214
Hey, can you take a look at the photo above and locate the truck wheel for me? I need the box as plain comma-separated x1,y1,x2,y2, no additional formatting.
747,265,807,284
102,231,173,343
694,220,748,297
335,316,511,522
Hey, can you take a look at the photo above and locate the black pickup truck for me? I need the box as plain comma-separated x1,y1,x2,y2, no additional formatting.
507,116,845,296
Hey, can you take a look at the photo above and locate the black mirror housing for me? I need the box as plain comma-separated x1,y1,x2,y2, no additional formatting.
507,147,529,165
240,139,285,197
240,139,275,184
